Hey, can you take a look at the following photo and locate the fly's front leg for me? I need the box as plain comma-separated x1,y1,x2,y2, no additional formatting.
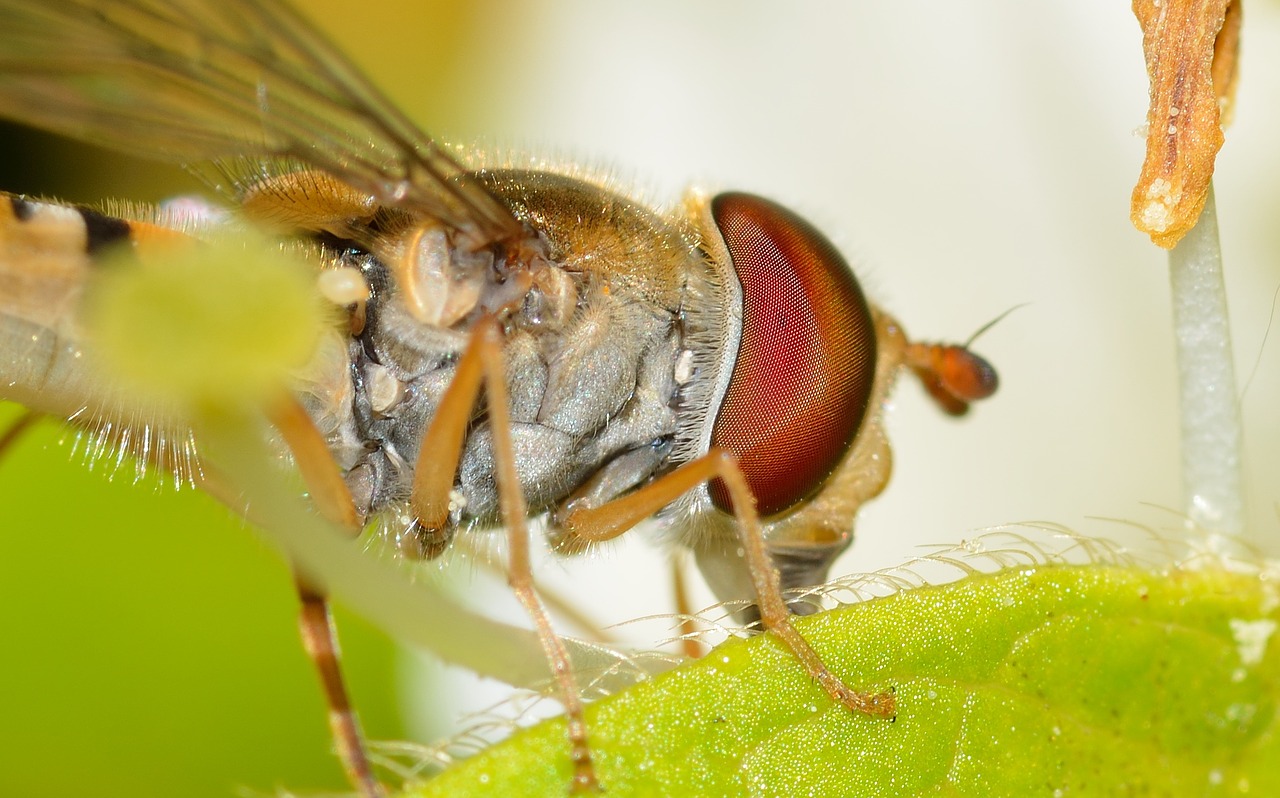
409,317,601,794
557,450,897,719
267,395,383,798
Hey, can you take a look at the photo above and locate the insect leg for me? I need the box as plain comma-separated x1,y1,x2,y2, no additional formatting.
0,409,41,464
294,579,383,798
557,449,896,719
671,553,708,659
409,318,601,794
269,395,362,531
267,395,383,798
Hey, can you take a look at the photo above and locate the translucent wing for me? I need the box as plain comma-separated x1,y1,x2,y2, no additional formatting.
0,0,522,247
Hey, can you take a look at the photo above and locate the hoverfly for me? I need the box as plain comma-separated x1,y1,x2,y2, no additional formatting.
0,0,997,794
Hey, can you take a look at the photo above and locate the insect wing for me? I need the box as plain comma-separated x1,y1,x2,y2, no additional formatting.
0,0,521,247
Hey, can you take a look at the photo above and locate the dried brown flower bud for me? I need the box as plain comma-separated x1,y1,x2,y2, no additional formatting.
1131,0,1241,249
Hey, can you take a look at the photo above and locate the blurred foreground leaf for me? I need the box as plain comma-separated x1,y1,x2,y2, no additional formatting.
413,564,1280,797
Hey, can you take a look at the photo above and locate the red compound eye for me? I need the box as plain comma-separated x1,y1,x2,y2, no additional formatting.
708,193,877,518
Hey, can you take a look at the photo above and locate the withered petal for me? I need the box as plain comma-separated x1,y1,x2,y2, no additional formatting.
1130,0,1241,249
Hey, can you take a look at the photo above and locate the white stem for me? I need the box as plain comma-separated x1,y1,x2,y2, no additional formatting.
199,410,649,695
1167,182,1245,545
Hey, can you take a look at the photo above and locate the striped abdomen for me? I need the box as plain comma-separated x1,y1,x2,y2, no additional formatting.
0,193,189,419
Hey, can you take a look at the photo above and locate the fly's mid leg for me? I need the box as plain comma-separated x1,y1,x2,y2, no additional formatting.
407,316,602,794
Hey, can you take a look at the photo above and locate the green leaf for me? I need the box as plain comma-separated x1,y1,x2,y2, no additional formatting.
409,564,1280,797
